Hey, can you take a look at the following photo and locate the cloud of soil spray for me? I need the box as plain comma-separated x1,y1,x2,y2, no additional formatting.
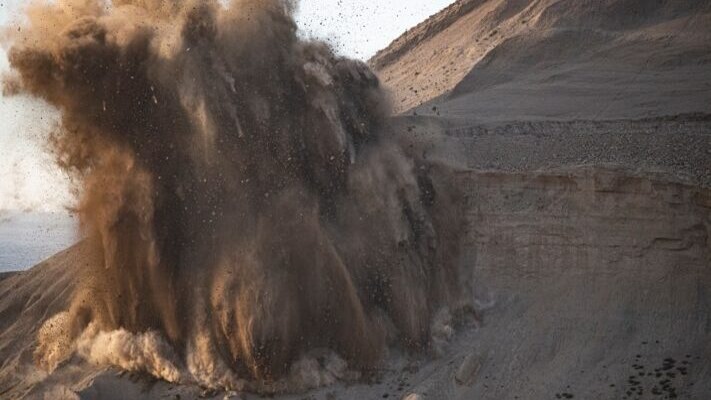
6,0,465,392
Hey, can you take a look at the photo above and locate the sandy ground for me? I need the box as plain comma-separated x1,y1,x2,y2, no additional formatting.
2,0,711,398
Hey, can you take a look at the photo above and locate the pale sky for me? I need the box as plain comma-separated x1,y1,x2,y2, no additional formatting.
0,0,455,212
295,1,456,59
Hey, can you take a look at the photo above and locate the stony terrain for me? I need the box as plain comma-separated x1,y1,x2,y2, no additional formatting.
390,113,711,188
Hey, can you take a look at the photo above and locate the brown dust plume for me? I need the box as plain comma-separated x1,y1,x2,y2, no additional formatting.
6,0,465,391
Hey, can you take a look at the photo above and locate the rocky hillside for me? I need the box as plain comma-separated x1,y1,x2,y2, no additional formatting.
371,0,711,120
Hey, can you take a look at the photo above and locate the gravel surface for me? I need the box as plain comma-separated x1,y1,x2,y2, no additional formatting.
400,113,711,188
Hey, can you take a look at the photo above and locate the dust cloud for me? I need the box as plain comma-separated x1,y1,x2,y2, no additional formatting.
6,0,465,391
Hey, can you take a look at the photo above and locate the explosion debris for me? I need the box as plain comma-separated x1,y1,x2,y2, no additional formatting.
6,0,464,391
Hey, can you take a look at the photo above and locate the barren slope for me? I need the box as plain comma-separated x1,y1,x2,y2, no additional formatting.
0,242,97,398
372,0,711,119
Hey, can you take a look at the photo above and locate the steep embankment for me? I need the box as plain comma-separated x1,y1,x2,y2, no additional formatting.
446,167,711,399
372,0,711,120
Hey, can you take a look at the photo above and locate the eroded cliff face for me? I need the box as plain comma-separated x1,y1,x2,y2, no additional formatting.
450,167,711,400
463,168,711,289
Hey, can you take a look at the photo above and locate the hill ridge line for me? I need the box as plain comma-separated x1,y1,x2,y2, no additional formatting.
369,0,484,69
